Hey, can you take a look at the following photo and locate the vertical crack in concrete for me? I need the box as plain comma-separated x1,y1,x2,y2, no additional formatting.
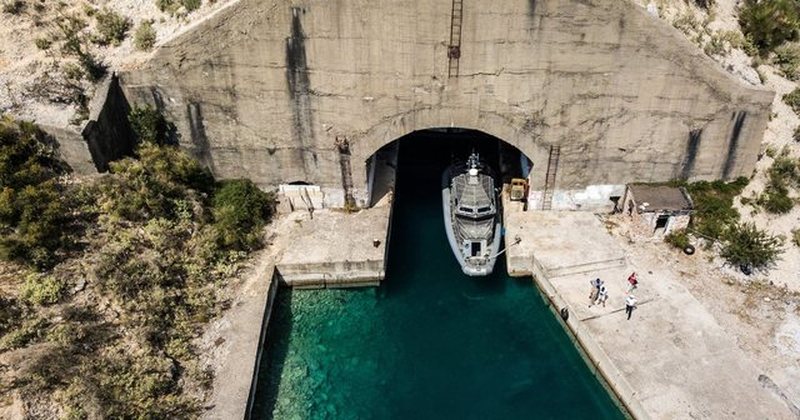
723,111,747,179
186,102,216,175
286,7,317,180
680,128,702,180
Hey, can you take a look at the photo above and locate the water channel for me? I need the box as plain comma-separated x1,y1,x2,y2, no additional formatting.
251,131,625,419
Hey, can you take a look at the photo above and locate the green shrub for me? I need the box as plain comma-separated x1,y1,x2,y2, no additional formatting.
0,317,49,351
156,0,201,14
673,11,701,35
155,0,177,13
695,0,714,9
183,0,201,12
665,229,690,249
794,125,800,142
52,13,107,82
0,116,66,188
757,152,800,213
773,43,800,80
93,8,131,46
1,0,25,14
765,145,778,158
769,152,800,184
99,143,213,221
212,179,275,250
757,184,794,213
34,37,52,50
20,273,66,306
704,37,725,57
133,20,156,51
61,352,201,419
792,228,800,246
128,105,175,146
720,222,784,272
0,294,22,336
739,0,800,54
0,117,245,417
0,181,71,268
686,178,748,240
784,87,800,115
0,117,71,268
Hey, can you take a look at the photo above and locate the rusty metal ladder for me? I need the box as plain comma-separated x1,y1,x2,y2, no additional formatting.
335,136,356,209
541,145,561,210
448,0,463,78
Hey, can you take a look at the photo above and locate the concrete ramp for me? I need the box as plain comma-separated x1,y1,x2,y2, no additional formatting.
504,208,626,279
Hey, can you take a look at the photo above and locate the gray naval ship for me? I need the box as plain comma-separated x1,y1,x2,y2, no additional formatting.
441,151,502,276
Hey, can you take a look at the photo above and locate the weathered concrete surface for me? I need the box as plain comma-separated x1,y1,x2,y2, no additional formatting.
38,74,136,174
37,123,96,174
504,206,794,419
201,250,277,420
505,204,626,278
120,0,773,210
275,203,391,288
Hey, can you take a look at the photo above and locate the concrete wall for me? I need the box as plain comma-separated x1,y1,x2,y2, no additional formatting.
40,74,137,174
38,123,96,174
119,0,774,209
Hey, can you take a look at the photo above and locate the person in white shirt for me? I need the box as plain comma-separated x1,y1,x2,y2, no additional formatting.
589,278,604,306
595,285,609,307
625,294,638,320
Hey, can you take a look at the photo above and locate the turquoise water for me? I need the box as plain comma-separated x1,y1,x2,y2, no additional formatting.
251,133,625,419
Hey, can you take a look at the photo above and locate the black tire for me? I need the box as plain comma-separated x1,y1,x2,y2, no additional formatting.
683,244,696,255
560,307,569,321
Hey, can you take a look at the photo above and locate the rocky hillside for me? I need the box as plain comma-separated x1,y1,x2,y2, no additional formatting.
0,0,234,127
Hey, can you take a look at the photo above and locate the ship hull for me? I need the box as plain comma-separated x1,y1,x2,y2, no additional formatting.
441,164,502,277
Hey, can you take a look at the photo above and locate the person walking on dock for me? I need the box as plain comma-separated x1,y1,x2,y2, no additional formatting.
625,294,637,320
589,278,604,306
595,285,609,307
627,272,639,293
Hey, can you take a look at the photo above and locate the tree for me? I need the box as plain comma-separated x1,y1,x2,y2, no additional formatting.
212,179,275,250
720,222,784,273
739,0,800,54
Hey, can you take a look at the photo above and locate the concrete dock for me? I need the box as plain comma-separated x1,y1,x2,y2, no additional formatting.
275,204,392,288
202,199,393,419
503,200,794,418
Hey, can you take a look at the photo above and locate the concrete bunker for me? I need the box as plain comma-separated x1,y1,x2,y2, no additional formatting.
111,0,775,215
620,184,694,236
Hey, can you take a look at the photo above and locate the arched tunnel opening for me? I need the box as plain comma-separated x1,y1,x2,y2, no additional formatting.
365,128,533,208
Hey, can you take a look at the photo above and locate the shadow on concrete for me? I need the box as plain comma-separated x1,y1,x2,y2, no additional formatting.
248,287,294,420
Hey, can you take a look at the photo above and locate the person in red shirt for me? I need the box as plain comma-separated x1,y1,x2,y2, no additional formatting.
627,272,638,293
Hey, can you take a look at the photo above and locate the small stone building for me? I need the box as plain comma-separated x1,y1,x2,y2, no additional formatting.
620,185,693,236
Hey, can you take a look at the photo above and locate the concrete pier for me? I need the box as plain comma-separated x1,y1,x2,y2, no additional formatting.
204,198,392,419
275,204,392,289
503,198,793,418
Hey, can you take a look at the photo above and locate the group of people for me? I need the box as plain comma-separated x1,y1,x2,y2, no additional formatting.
589,272,639,320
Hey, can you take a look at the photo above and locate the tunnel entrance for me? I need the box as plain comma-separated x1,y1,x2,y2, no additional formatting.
365,128,532,207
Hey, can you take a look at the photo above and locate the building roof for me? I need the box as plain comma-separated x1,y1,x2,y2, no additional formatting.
628,184,693,212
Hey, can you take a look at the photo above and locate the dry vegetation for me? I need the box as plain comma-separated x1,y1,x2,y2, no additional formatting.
631,0,800,286
0,110,275,418
0,0,232,126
